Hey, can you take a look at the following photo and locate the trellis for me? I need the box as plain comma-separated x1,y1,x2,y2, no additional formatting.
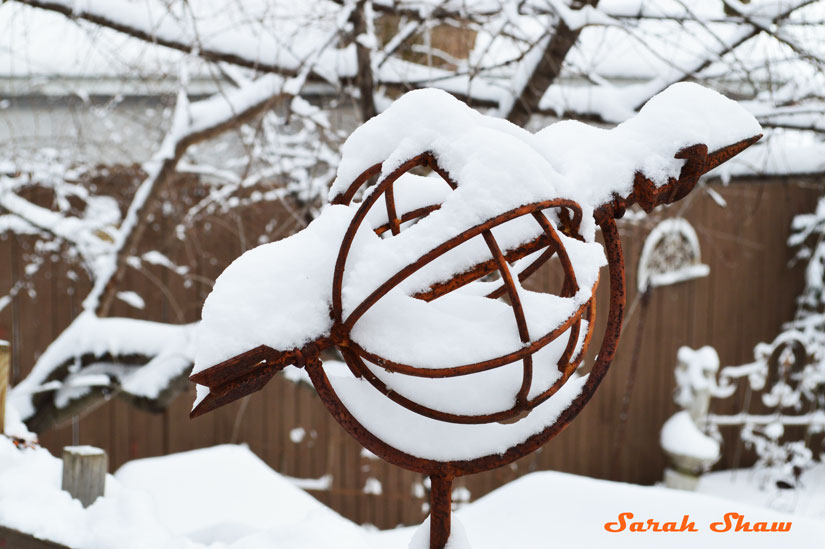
664,334,825,489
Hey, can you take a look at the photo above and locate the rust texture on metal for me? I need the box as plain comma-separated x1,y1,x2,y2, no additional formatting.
592,135,761,225
429,474,454,549
190,135,761,549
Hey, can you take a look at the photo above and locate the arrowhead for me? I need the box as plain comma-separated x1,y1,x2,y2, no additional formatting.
189,338,332,418
189,345,284,418
594,134,762,225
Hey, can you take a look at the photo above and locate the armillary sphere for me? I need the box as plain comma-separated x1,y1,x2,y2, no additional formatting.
189,86,761,549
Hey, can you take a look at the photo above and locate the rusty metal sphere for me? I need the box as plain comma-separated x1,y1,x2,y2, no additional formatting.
189,118,762,549
328,152,597,426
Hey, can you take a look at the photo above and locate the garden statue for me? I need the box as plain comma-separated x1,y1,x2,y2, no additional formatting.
189,84,761,549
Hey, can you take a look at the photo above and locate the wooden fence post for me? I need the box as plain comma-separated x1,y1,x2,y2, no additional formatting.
62,446,108,508
0,337,9,434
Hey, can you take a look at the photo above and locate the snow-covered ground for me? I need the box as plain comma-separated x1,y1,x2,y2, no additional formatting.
0,438,822,548
697,464,825,522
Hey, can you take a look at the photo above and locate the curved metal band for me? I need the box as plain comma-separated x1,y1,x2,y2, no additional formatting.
307,217,625,476
332,153,441,326
339,295,596,425
330,153,584,332
346,296,592,378
338,198,584,334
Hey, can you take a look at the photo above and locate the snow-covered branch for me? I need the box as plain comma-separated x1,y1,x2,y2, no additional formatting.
7,75,296,432
9,314,197,432
92,75,291,316
14,0,310,76
14,0,824,137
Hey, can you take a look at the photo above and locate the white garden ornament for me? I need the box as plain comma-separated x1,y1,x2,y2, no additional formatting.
637,217,709,292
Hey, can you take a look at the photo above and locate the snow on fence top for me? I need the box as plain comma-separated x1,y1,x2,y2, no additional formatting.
189,85,760,548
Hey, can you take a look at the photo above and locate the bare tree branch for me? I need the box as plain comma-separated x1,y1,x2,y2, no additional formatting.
504,0,599,127
10,77,293,433
629,0,818,110
350,0,378,121
95,83,290,317
13,0,305,76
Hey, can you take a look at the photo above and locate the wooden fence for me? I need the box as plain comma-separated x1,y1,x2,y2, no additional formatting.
0,177,819,528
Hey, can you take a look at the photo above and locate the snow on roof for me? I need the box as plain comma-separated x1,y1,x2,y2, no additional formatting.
1,439,822,548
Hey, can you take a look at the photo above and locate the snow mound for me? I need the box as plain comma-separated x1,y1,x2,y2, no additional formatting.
408,516,471,549
378,469,825,548
114,444,363,545
0,436,192,549
661,410,720,462
698,463,825,522
0,439,369,549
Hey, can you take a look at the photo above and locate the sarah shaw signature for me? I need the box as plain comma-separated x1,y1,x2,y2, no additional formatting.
604,512,792,533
